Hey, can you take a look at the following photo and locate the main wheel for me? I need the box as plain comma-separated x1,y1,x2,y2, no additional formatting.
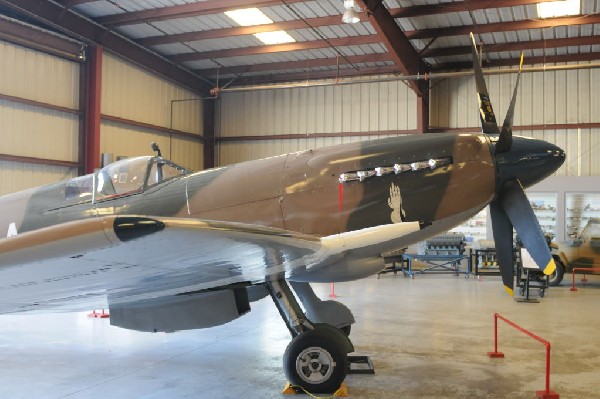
340,325,351,336
548,257,565,286
283,329,348,393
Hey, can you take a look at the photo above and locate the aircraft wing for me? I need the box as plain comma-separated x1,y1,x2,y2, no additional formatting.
0,215,420,314
0,216,321,310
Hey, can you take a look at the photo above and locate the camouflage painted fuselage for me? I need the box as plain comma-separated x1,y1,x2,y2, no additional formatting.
1,133,495,241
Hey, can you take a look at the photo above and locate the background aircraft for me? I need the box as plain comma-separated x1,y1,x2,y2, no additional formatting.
0,36,565,393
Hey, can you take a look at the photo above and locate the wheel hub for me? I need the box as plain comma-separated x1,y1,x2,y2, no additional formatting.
296,346,335,384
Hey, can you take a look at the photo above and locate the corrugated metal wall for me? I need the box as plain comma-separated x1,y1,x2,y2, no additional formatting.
101,53,204,170
0,41,206,197
0,40,79,194
430,65,600,176
216,78,416,165
217,66,600,178
0,160,74,196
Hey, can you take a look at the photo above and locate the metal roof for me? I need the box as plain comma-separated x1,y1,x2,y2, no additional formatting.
1,0,599,94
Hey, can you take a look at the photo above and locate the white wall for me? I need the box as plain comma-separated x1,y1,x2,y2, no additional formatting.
0,40,207,197
430,64,600,176
101,53,204,170
217,65,600,178
0,41,79,195
216,77,417,165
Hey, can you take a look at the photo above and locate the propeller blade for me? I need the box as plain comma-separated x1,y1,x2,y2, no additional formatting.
496,52,524,153
490,200,516,296
499,180,556,276
470,32,499,134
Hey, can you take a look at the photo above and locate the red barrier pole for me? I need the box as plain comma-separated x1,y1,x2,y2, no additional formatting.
570,267,600,291
487,313,504,358
329,283,338,298
488,313,559,399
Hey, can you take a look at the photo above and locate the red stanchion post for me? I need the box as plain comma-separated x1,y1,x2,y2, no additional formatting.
88,309,110,319
487,313,504,358
329,282,338,298
570,267,600,292
488,313,559,399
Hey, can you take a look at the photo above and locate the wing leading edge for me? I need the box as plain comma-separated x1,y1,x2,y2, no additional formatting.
0,215,419,314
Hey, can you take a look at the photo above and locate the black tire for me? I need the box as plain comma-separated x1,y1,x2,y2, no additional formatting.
340,325,351,337
548,257,565,286
283,329,348,394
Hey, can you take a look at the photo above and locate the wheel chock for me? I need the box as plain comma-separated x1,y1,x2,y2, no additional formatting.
333,383,348,397
281,382,348,397
282,383,297,395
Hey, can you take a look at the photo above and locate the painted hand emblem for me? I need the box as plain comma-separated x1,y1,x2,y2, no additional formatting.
388,183,406,223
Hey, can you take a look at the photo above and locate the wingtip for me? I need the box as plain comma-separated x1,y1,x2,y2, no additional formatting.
543,258,557,276
504,285,514,297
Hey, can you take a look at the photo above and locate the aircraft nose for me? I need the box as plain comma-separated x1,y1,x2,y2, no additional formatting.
495,136,565,188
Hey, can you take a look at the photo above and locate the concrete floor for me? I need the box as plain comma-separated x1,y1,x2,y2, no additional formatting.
1,273,599,399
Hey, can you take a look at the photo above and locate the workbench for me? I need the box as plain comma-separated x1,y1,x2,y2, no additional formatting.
401,253,469,278
379,253,470,278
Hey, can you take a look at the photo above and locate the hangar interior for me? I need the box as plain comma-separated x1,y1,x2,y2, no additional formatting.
1,1,600,398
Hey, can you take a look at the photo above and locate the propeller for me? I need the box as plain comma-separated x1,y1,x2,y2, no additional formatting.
470,33,557,296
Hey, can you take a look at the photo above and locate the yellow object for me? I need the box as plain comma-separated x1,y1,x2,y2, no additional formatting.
282,383,297,395
333,383,348,397
543,258,556,275
504,285,514,297
281,382,349,398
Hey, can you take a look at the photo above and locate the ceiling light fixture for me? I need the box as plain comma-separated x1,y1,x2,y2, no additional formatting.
537,0,580,18
254,31,296,45
224,8,273,26
342,0,361,24
224,8,296,45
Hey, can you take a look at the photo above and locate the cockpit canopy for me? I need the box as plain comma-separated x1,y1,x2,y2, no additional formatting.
65,156,190,202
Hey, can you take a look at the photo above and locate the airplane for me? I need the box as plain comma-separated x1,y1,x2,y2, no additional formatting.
0,34,565,393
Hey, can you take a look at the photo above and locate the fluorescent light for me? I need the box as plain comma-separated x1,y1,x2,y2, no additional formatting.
537,0,580,18
225,7,295,45
253,31,296,45
224,8,273,26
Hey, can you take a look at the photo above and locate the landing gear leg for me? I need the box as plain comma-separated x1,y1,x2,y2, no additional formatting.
266,279,353,393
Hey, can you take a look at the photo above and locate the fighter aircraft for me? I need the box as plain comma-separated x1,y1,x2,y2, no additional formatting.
0,35,565,393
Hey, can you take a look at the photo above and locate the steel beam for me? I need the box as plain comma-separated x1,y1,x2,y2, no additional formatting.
0,16,83,62
170,35,382,63
138,14,368,46
390,0,548,18
101,115,203,142
95,0,307,27
84,45,101,174
423,36,600,58
84,0,547,27
195,53,391,77
417,85,430,133
203,100,216,170
0,0,213,94
432,52,600,71
357,0,427,95
0,153,79,168
406,13,600,40
231,64,400,86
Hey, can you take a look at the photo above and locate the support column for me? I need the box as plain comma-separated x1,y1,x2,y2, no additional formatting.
85,45,102,174
417,80,430,133
203,99,216,169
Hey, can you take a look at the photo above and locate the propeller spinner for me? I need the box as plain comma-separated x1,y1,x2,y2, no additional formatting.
470,33,566,296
